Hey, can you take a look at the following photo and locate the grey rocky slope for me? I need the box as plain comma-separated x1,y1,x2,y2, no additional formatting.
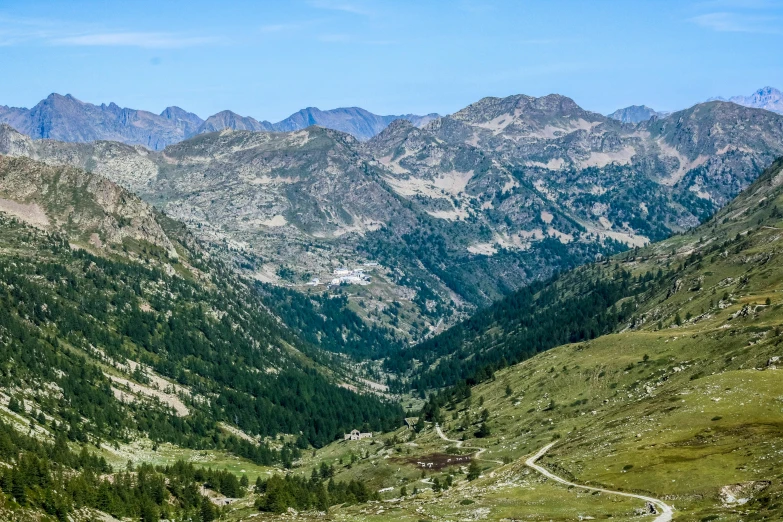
607,104,668,123
0,93,438,148
368,94,783,238
709,86,783,115
2,93,782,338
0,154,175,254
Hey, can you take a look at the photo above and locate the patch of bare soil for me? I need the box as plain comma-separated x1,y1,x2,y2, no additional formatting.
397,452,472,471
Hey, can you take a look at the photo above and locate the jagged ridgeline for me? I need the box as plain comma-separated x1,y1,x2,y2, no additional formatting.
400,156,783,391
0,155,402,455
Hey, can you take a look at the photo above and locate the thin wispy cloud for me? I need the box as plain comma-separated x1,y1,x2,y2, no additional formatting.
365,39,398,46
0,14,65,46
308,0,373,16
51,32,219,48
258,19,326,35
516,38,566,45
691,11,779,32
0,13,222,48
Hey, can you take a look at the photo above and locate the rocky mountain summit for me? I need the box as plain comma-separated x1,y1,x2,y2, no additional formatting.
2,92,783,337
0,93,438,149
370,94,783,237
708,86,783,114
607,104,668,123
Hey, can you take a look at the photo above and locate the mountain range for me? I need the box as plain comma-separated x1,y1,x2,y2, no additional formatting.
3,92,783,341
709,86,783,114
0,93,439,149
608,86,783,124
4,87,782,155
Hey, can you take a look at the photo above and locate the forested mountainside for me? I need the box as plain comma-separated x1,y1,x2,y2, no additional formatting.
71,151,783,522
2,94,783,342
0,155,401,455
400,155,783,390
0,123,618,343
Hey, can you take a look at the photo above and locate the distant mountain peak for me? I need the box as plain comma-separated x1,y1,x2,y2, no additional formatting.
271,106,439,140
710,86,783,115
196,110,274,134
756,86,779,96
451,93,601,129
160,105,202,122
47,92,75,101
607,104,669,123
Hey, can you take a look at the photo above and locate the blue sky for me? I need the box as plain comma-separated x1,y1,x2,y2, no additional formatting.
0,0,780,120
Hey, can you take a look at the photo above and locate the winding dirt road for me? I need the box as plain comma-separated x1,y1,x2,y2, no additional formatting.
526,442,674,522
435,424,503,464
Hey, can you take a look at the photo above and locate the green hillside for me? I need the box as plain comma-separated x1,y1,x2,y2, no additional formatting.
231,157,783,521
0,156,402,520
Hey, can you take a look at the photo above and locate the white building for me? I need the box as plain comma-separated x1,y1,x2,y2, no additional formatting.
344,429,372,441
328,269,371,286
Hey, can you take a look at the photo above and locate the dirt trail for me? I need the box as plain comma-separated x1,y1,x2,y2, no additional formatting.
526,442,673,522
435,424,503,464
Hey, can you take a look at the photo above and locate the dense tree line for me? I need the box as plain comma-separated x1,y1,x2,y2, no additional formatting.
255,473,377,513
255,282,403,360
0,215,401,458
0,417,225,521
388,262,670,390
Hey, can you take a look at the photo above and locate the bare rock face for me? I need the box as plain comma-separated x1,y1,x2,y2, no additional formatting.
195,110,274,134
273,107,440,141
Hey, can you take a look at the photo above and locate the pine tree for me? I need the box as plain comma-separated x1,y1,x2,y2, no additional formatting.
200,496,217,522
467,460,481,481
